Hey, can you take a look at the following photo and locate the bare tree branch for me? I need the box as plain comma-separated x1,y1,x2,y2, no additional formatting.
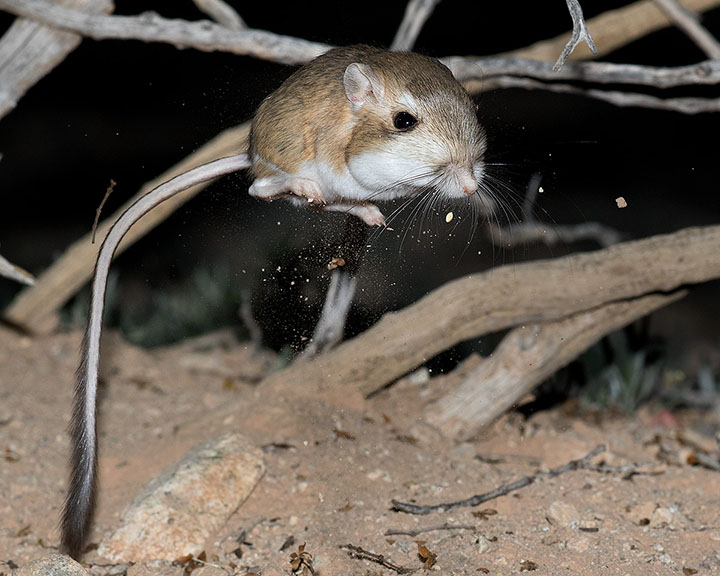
654,0,720,59
3,0,717,117
391,445,607,515
2,0,718,332
2,0,719,118
0,0,330,64
258,225,720,400
477,75,720,114
0,0,112,121
192,0,246,30
299,270,357,360
554,0,597,71
5,0,717,72
2,123,250,333
427,291,685,439
239,289,263,350
390,0,441,51
488,220,624,249
485,174,623,249
506,0,720,62
0,253,35,286
446,57,720,89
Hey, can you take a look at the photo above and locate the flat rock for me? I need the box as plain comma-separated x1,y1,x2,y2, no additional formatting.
98,432,265,562
12,553,89,576
546,500,580,527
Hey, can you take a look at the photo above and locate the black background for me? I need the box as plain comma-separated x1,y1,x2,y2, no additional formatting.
0,1,718,368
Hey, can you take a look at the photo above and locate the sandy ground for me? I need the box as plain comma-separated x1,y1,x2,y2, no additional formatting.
1,325,720,575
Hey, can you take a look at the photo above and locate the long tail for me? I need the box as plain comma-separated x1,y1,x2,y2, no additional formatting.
61,326,99,557
59,153,252,558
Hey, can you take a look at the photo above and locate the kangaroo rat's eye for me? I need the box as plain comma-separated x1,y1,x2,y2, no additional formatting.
393,111,418,131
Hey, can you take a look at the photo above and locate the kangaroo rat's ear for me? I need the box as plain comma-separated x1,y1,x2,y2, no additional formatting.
344,63,384,109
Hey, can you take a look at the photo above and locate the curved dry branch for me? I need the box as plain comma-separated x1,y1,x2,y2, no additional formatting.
0,0,112,120
654,0,720,58
192,0,245,30
1,0,718,119
5,0,719,69
0,253,35,286
3,0,718,117
390,0,440,51
2,124,251,333
505,0,720,61
427,291,685,440
260,225,720,399
0,0,330,64
476,76,720,114
487,221,623,249
447,57,720,89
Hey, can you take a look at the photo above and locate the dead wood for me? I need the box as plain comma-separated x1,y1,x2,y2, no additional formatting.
391,445,606,515
384,524,476,537
0,253,35,286
260,225,720,400
4,0,718,334
427,291,685,439
654,0,720,59
340,543,416,574
2,123,249,333
0,0,113,121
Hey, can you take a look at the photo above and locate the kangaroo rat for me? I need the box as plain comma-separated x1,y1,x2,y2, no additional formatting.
61,45,489,558
249,45,489,225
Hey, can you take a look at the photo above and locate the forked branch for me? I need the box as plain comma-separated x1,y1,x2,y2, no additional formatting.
554,0,598,71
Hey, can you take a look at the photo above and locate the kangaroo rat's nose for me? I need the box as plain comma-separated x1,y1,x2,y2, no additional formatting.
455,166,478,195
463,181,478,195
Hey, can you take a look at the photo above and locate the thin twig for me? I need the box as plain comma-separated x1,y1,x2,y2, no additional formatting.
505,0,720,62
239,288,263,350
192,0,245,30
390,0,440,51
385,523,475,537
554,0,597,71
654,0,720,59
521,172,543,222
691,452,720,472
477,75,720,114
91,179,116,244
445,57,720,89
476,453,542,466
488,221,623,249
488,173,623,249
0,253,35,286
391,445,606,515
586,463,667,480
340,544,416,574
298,269,356,360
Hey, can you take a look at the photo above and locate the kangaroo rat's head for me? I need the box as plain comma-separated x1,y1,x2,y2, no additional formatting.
341,48,487,205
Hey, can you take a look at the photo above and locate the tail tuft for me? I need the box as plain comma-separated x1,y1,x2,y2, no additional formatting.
60,338,98,559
